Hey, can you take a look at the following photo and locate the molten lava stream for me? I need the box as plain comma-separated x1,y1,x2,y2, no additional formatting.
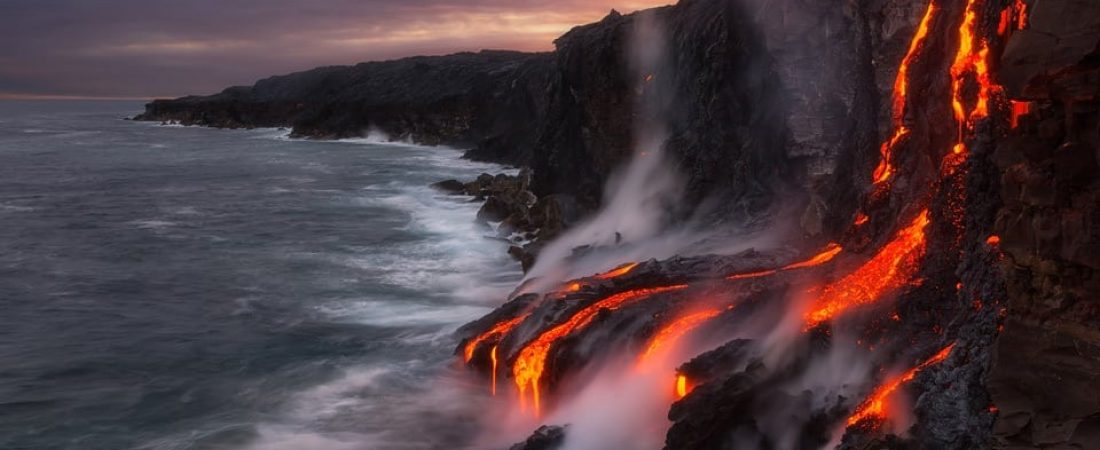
871,1,936,186
596,262,640,280
804,210,931,329
463,313,530,363
512,284,689,416
726,243,842,281
950,0,995,151
675,374,689,399
637,308,723,365
847,343,956,426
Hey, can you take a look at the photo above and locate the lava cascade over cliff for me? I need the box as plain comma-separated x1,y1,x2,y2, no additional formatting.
458,0,1039,448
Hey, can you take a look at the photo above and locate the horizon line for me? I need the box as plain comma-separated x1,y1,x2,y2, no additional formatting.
0,93,168,101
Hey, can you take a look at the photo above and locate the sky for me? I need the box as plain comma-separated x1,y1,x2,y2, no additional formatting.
0,0,672,99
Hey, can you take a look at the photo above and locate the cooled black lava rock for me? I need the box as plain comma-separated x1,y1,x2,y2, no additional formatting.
509,425,568,450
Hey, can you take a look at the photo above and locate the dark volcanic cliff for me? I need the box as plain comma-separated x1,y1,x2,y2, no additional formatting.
136,50,553,165
137,1,1100,448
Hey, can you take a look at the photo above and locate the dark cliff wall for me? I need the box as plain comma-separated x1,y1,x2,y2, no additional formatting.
989,1,1100,447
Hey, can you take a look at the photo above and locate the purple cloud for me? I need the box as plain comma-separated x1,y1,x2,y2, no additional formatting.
0,0,670,98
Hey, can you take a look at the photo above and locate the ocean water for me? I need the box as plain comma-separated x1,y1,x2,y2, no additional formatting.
0,101,521,449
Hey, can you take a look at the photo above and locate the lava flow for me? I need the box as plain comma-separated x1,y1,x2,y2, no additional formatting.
675,374,690,399
726,243,842,281
950,0,995,148
872,1,936,186
638,308,723,364
847,343,957,426
512,284,689,415
596,262,640,279
804,210,931,329
463,313,530,363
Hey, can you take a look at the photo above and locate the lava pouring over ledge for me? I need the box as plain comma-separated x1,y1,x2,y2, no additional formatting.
847,343,957,427
512,284,689,416
804,210,931,329
872,1,936,186
463,314,531,363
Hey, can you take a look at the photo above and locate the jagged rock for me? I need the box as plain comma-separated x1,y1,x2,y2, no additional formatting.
510,425,568,450
430,179,466,195
476,196,515,224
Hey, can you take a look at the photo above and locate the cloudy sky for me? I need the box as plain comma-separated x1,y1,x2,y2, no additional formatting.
0,0,670,99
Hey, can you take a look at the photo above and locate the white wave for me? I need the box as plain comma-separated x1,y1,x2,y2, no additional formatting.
315,300,491,329
0,203,36,213
129,219,176,229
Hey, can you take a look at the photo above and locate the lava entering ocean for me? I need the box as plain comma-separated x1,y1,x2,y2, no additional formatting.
456,0,1020,444
512,285,689,415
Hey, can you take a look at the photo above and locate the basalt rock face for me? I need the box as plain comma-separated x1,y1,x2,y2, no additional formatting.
135,50,553,165
463,0,1099,449
530,0,833,221
988,1,1100,447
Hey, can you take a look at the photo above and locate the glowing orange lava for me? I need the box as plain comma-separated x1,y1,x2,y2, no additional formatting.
675,374,689,399
1010,101,1031,129
638,309,722,363
804,211,931,329
491,345,499,396
463,314,530,363
986,235,1001,245
596,262,640,280
950,0,995,154
847,343,956,426
512,284,689,415
854,213,870,226
726,243,842,281
872,1,936,186
1015,0,1028,29
783,243,843,270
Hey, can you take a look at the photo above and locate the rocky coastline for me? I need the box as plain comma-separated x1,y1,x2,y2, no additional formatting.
134,0,1100,448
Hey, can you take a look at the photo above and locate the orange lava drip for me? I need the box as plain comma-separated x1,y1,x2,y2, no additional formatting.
998,7,1012,37
950,0,995,154
463,314,530,363
872,1,936,186
490,345,499,396
512,284,689,416
675,374,690,399
846,343,956,426
854,213,870,226
804,211,931,329
596,262,640,280
1010,101,1031,129
986,235,1001,245
1015,0,1028,29
726,243,842,280
638,309,723,363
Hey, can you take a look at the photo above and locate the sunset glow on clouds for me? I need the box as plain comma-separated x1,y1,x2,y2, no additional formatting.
0,0,672,98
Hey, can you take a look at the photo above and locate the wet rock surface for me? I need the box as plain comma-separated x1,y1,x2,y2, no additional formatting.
431,169,575,272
